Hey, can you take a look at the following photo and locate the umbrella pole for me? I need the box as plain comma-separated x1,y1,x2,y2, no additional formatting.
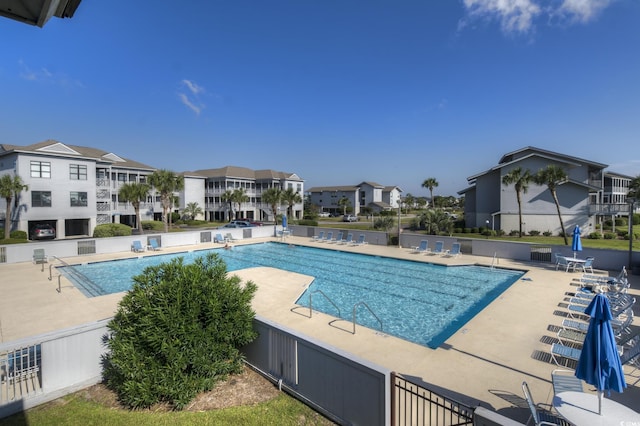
598,390,603,415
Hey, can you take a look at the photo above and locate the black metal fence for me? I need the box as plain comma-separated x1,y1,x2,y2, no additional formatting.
392,373,474,426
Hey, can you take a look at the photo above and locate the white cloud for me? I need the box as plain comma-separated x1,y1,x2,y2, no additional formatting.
178,93,203,115
556,0,613,23
460,0,616,35
181,79,204,95
462,0,541,34
18,59,83,87
177,79,206,116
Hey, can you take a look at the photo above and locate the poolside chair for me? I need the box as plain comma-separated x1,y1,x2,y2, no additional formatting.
214,233,226,243
225,233,238,242
555,255,574,272
522,381,567,426
338,233,353,245
443,242,461,257
330,231,343,244
350,234,367,246
320,231,333,243
580,257,594,274
312,231,324,242
551,369,584,396
430,241,444,255
411,240,429,254
131,240,145,253
147,238,161,251
550,342,581,366
33,248,48,271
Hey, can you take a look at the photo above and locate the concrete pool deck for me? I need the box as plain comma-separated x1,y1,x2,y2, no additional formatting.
1,236,639,422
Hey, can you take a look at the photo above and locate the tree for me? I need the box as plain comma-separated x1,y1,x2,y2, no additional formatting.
534,164,569,245
419,209,452,235
262,187,283,223
103,253,257,409
231,188,249,219
373,216,394,231
501,167,532,238
118,182,150,234
183,202,203,221
403,193,415,213
221,190,234,221
629,175,640,199
148,170,184,233
0,174,28,240
281,188,302,219
338,196,351,215
421,178,439,208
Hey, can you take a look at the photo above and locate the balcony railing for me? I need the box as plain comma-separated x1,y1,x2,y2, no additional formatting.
589,203,630,215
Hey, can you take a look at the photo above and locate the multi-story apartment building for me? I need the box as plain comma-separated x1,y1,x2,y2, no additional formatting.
1,141,304,239
459,146,636,235
185,166,304,222
0,140,158,238
307,182,402,216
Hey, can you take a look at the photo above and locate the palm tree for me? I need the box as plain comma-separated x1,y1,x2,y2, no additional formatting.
534,165,569,245
220,190,234,221
183,202,203,221
0,174,28,239
281,188,302,219
403,193,415,213
231,188,249,219
420,209,452,235
262,187,283,235
118,182,150,234
628,175,640,199
148,169,184,233
338,196,351,215
421,178,439,208
501,167,532,237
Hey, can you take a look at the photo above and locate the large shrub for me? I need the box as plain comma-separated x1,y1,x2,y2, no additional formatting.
103,253,257,409
93,223,132,237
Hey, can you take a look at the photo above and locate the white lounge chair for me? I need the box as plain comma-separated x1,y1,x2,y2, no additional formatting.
312,231,325,242
430,241,444,255
33,248,48,271
443,242,461,257
555,255,574,272
350,234,367,246
147,238,161,251
330,231,343,244
411,240,429,254
320,231,333,243
338,233,353,245
522,381,566,425
214,233,227,243
131,240,145,253
580,257,594,274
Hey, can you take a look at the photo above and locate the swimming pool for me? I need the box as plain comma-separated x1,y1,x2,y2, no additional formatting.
60,242,524,348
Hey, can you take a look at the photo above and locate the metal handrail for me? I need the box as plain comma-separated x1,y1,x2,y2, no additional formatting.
49,256,102,296
309,290,341,318
352,302,383,334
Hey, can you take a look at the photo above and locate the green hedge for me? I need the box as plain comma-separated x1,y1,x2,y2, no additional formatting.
93,223,133,238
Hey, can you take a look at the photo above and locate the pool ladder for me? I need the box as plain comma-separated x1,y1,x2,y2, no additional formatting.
307,291,383,335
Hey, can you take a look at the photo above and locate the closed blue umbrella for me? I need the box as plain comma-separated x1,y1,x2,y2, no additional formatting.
575,294,626,415
282,213,287,229
571,225,582,258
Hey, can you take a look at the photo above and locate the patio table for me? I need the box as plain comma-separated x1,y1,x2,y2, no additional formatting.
553,391,640,425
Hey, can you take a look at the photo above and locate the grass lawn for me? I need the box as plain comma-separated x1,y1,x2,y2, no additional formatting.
3,393,334,426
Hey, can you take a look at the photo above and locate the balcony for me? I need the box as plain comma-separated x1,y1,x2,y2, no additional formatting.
589,203,630,215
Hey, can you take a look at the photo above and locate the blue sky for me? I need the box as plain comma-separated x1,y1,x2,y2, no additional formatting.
2,1,639,198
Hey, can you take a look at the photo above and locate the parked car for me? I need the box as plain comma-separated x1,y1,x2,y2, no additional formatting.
229,220,252,227
318,212,330,217
342,215,359,222
219,223,245,229
235,218,263,226
30,223,56,240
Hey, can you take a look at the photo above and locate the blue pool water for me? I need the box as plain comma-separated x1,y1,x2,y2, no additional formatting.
60,242,524,348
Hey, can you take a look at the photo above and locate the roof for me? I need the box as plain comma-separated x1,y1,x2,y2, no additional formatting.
0,140,156,171
466,146,609,184
307,185,360,193
383,185,403,193
189,166,303,181
0,0,81,27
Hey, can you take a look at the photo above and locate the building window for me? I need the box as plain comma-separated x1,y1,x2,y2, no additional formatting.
30,161,51,178
70,191,88,207
69,164,88,180
32,191,52,207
